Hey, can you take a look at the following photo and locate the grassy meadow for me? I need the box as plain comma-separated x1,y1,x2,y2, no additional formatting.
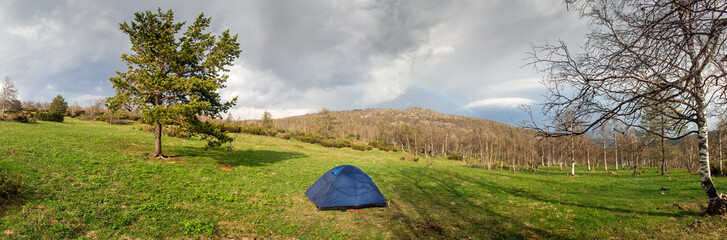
1,118,727,239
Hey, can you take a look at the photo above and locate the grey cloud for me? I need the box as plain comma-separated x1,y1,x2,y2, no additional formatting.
0,0,588,124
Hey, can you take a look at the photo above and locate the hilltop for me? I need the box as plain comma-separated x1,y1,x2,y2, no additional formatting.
258,107,538,167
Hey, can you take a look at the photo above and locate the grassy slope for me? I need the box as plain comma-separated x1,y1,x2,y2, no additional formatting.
1,118,726,239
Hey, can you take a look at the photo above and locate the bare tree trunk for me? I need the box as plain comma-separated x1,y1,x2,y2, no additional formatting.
443,133,448,157
633,152,639,176
550,140,554,168
541,143,545,166
488,141,493,170
614,131,619,171
697,106,727,214
559,149,563,171
587,147,591,171
603,124,608,172
661,128,666,175
571,135,575,176
720,129,723,176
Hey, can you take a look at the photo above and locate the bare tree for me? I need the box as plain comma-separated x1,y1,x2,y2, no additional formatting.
0,77,18,115
528,0,727,214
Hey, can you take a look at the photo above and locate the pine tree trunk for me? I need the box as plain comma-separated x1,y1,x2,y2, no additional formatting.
153,121,164,158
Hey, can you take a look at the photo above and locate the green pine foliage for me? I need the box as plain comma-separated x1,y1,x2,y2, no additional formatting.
35,112,64,122
107,8,241,156
49,95,68,115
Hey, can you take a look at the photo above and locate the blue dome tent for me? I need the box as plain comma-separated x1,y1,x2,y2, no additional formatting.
305,165,387,210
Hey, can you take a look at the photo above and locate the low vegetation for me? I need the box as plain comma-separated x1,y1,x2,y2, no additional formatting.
1,118,726,239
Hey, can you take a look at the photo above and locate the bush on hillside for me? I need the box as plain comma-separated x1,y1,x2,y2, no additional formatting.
35,111,64,122
11,113,33,123
70,110,85,118
295,133,322,144
369,140,398,152
241,125,276,136
447,154,463,161
1,111,35,123
223,124,242,133
351,143,372,151
276,132,294,140
319,138,350,148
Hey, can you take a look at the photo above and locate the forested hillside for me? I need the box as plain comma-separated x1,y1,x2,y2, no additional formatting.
241,107,726,175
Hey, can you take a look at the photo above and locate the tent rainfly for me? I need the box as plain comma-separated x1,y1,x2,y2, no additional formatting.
305,165,387,210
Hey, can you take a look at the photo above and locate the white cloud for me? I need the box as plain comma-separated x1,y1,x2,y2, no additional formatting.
72,94,106,107
486,78,543,94
466,97,534,108
227,107,315,120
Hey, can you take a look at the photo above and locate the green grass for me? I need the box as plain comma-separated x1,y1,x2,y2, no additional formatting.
1,118,727,239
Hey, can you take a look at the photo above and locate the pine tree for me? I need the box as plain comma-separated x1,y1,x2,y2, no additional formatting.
107,8,241,158
49,95,68,115
262,111,274,130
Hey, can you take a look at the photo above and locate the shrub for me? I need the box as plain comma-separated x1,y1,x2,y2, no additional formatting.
70,110,85,118
241,125,276,136
351,144,370,151
11,113,30,123
351,144,364,151
369,140,386,149
276,132,294,140
35,111,64,122
0,171,24,201
447,154,463,161
295,133,322,144
242,125,264,135
109,118,129,125
223,124,242,133
319,138,350,148
369,140,398,152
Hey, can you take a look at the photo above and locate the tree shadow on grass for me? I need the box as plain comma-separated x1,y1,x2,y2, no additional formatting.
174,146,308,167
376,166,700,239
377,166,572,239
480,170,700,218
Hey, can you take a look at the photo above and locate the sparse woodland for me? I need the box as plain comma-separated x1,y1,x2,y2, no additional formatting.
238,107,727,176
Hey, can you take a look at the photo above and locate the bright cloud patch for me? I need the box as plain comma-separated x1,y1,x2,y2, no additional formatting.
228,107,316,120
466,97,533,108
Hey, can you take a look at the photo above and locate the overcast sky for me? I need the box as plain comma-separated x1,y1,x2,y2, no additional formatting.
0,0,589,124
